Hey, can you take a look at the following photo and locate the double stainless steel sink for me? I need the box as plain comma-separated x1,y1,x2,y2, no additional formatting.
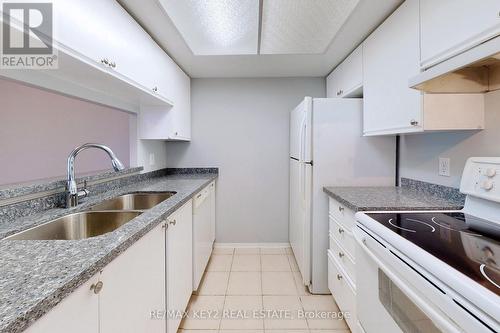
88,192,175,211
5,192,176,240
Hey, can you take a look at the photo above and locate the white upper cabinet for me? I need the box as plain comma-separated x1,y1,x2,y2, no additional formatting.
53,0,167,98
420,0,500,69
363,0,422,135
138,56,191,141
326,45,363,98
1,0,191,128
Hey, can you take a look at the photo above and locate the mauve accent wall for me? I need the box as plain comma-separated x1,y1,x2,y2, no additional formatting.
0,79,130,185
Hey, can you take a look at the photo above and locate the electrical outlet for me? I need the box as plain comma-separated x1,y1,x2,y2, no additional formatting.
439,157,450,177
149,153,155,166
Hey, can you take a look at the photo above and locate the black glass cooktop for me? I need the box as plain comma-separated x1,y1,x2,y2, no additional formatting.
366,212,500,296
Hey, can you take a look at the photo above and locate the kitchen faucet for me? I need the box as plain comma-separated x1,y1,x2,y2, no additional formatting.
66,143,125,208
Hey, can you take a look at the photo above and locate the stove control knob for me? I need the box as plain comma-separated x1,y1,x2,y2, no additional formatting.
481,180,494,191
485,168,497,178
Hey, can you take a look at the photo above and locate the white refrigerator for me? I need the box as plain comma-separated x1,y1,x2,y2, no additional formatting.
289,97,396,294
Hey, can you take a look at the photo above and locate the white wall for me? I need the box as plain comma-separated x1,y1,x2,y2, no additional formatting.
165,78,325,243
400,90,500,188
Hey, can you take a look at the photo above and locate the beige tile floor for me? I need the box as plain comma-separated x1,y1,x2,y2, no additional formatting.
178,247,350,333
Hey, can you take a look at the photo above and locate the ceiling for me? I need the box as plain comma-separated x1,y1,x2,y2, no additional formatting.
118,0,402,78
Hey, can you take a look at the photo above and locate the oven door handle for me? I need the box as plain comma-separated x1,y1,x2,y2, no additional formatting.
354,232,463,333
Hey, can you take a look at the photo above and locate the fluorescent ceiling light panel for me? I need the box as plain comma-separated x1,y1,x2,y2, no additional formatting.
260,0,360,55
159,0,259,55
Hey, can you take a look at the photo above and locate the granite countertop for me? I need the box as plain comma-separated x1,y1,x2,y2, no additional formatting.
0,172,217,333
323,185,464,212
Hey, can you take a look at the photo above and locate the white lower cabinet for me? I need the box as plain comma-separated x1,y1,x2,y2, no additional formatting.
25,199,196,333
166,200,193,333
193,182,216,291
24,275,100,333
209,182,216,244
327,197,357,332
26,222,166,333
99,221,166,333
328,250,357,332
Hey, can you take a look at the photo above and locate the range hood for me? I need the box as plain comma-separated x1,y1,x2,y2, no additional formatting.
410,36,500,93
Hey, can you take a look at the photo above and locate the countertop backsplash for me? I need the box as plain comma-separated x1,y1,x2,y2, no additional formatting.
323,177,466,212
0,167,218,234
399,177,466,204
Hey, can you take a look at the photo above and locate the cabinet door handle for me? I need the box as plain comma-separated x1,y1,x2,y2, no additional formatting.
161,222,168,229
338,227,344,234
338,206,344,212
100,58,109,65
109,61,116,68
337,274,343,280
338,252,345,258
410,119,419,126
169,219,177,226
90,281,103,294
152,86,158,93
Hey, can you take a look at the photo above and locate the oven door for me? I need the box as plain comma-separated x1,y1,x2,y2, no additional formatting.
354,226,463,333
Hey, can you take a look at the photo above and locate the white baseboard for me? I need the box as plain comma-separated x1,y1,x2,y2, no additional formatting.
214,242,291,248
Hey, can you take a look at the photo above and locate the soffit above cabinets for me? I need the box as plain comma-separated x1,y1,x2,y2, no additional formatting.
159,0,360,56
260,0,360,55
158,0,260,55
117,0,402,77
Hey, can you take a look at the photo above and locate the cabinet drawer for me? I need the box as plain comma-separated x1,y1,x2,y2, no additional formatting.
327,250,357,331
329,233,355,285
329,216,356,259
329,198,355,230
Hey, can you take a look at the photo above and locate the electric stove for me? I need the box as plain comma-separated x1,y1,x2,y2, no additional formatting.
366,211,500,296
355,157,500,333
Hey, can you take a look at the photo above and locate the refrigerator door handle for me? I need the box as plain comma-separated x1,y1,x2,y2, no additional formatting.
299,116,305,162
299,119,307,200
298,159,302,204
302,161,307,202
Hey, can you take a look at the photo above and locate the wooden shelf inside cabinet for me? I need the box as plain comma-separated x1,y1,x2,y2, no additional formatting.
0,42,173,114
